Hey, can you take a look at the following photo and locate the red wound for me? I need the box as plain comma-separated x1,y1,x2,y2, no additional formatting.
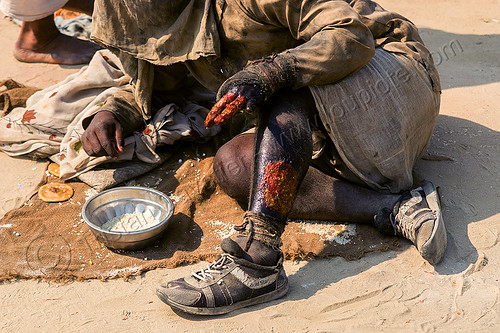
214,96,247,125
259,161,298,215
205,92,236,128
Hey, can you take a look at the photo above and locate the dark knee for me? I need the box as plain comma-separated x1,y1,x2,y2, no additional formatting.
262,89,316,147
213,133,254,201
265,88,317,120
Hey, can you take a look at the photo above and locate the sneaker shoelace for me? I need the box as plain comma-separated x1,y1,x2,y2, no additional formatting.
390,189,435,243
389,213,416,241
191,254,234,282
390,190,417,241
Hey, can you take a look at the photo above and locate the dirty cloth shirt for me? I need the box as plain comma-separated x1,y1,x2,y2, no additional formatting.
90,0,441,192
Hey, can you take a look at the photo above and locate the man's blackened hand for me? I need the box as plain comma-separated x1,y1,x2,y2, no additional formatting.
205,85,262,128
81,111,124,158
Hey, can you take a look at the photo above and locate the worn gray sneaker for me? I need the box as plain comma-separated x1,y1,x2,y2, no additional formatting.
375,182,447,265
156,238,288,315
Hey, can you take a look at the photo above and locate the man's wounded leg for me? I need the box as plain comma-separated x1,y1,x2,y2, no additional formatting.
156,90,314,315
226,90,314,266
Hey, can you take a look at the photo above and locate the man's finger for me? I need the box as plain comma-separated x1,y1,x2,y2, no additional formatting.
205,91,236,128
214,96,247,125
115,123,124,153
97,128,119,157
82,131,103,156
246,98,258,113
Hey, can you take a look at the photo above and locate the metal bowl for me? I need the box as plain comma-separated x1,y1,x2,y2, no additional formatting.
82,186,174,250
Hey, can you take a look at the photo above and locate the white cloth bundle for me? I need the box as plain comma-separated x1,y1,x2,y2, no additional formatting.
0,50,220,180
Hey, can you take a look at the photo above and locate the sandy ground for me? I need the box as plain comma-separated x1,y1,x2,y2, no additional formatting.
1,1,499,332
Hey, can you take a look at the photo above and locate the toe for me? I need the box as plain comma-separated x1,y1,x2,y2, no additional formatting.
157,279,202,306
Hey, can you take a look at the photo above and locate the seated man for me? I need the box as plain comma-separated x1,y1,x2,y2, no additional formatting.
84,0,446,315
0,0,100,64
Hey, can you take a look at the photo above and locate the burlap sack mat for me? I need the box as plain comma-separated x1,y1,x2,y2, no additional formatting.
0,144,399,281
0,79,40,117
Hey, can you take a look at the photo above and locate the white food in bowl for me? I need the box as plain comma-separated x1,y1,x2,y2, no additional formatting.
101,211,160,232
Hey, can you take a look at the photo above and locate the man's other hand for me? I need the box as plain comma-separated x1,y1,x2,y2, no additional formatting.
205,85,262,128
81,111,124,158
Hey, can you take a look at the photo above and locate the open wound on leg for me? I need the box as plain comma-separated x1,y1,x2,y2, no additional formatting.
258,161,298,215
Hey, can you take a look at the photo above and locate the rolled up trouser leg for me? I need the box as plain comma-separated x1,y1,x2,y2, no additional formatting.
310,47,440,194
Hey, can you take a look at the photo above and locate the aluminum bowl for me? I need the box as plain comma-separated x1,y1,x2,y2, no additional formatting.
82,186,174,250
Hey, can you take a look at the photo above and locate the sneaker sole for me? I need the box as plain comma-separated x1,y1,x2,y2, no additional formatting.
420,182,447,265
156,282,289,315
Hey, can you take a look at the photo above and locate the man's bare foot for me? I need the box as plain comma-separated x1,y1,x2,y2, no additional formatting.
14,15,101,65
